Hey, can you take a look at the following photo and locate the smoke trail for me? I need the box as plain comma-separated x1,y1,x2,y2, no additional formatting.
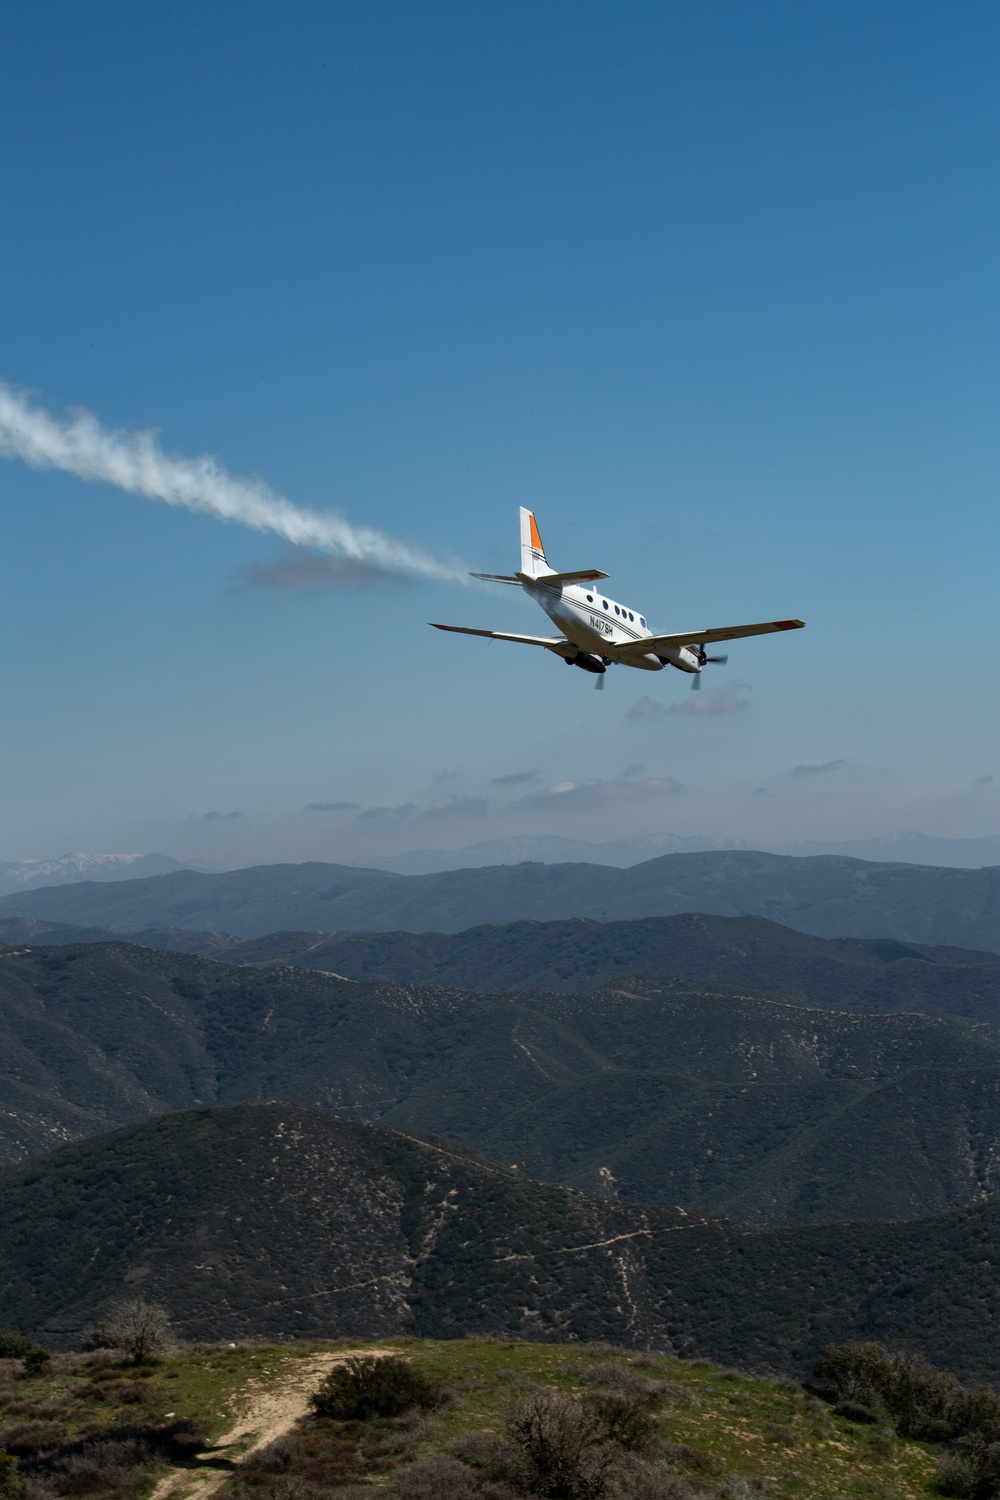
0,384,469,583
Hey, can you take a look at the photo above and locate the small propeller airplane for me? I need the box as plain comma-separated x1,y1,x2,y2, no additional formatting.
431,508,804,689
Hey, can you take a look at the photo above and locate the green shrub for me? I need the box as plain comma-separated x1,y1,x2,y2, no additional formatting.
938,1438,1000,1500
816,1341,1000,1446
815,1343,894,1411
0,1333,48,1377
310,1356,446,1422
833,1400,882,1426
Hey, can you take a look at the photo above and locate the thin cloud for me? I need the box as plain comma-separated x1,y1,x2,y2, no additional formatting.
667,680,751,718
790,758,848,777
522,776,682,810
357,803,416,821
492,770,540,786
976,775,994,785
424,796,489,819
627,696,668,720
235,552,414,591
628,682,751,719
202,810,241,822
618,763,645,779
304,801,359,813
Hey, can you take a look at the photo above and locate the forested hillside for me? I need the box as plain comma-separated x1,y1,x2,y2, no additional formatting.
5,1101,1000,1384
7,912,1000,1026
5,939,1000,1223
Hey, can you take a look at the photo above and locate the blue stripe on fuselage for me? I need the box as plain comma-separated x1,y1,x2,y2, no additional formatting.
524,580,651,652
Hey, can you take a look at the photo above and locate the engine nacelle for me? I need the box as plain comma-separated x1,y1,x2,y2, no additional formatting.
564,651,606,675
656,644,701,674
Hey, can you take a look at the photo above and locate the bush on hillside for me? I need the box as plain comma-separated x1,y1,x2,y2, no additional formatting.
25,1436,154,1499
310,1356,446,1422
450,1388,665,1500
385,1452,490,1500
606,1468,695,1500
814,1341,1000,1444
501,1390,613,1500
581,1392,659,1455
0,1333,48,1378
939,1438,1000,1500
13,1418,206,1498
80,1299,173,1364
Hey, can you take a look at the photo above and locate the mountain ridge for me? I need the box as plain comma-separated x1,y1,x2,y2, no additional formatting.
4,938,1000,1225
6,1099,1000,1383
3,850,1000,948
358,831,1000,874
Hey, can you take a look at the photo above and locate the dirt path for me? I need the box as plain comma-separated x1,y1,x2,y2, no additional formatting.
149,1347,392,1500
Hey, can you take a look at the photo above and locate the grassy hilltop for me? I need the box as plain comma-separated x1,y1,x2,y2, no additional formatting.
0,1337,942,1500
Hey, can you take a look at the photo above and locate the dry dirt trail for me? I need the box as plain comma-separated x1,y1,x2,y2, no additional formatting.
149,1347,392,1500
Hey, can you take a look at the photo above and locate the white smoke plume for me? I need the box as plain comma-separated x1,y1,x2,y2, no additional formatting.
0,384,469,584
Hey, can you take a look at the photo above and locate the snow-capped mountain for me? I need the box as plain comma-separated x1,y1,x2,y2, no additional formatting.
0,852,190,897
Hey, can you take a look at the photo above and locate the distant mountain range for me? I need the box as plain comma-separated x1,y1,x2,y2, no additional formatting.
5,934,1000,1226
2,831,996,903
181,913,1000,1022
7,1099,1000,1381
5,909,999,1024
3,850,1000,948
364,834,754,873
362,832,1000,874
0,851,190,897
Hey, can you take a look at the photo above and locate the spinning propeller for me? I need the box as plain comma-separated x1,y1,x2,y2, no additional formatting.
691,647,728,689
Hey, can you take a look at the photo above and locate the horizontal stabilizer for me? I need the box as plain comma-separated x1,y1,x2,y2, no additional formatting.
534,569,610,585
430,623,577,658
470,572,521,585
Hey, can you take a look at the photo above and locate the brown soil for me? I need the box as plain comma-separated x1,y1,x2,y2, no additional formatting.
149,1347,392,1500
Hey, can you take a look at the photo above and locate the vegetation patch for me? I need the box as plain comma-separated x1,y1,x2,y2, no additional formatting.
216,1339,941,1500
0,1335,976,1500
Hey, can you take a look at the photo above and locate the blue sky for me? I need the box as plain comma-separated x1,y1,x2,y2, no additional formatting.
0,0,996,867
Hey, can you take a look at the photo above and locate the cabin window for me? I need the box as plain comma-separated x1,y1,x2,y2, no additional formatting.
614,605,620,614
628,612,634,621
586,594,593,602
602,600,608,609
640,618,646,627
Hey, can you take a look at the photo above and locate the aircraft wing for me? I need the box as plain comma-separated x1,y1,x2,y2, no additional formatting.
430,623,577,658
619,618,805,659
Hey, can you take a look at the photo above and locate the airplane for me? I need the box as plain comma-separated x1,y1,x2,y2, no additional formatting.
431,508,804,689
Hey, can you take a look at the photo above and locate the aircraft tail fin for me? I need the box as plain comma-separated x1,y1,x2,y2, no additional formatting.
520,507,549,579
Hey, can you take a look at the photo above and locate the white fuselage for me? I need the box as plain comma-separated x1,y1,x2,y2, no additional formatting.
522,577,701,673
